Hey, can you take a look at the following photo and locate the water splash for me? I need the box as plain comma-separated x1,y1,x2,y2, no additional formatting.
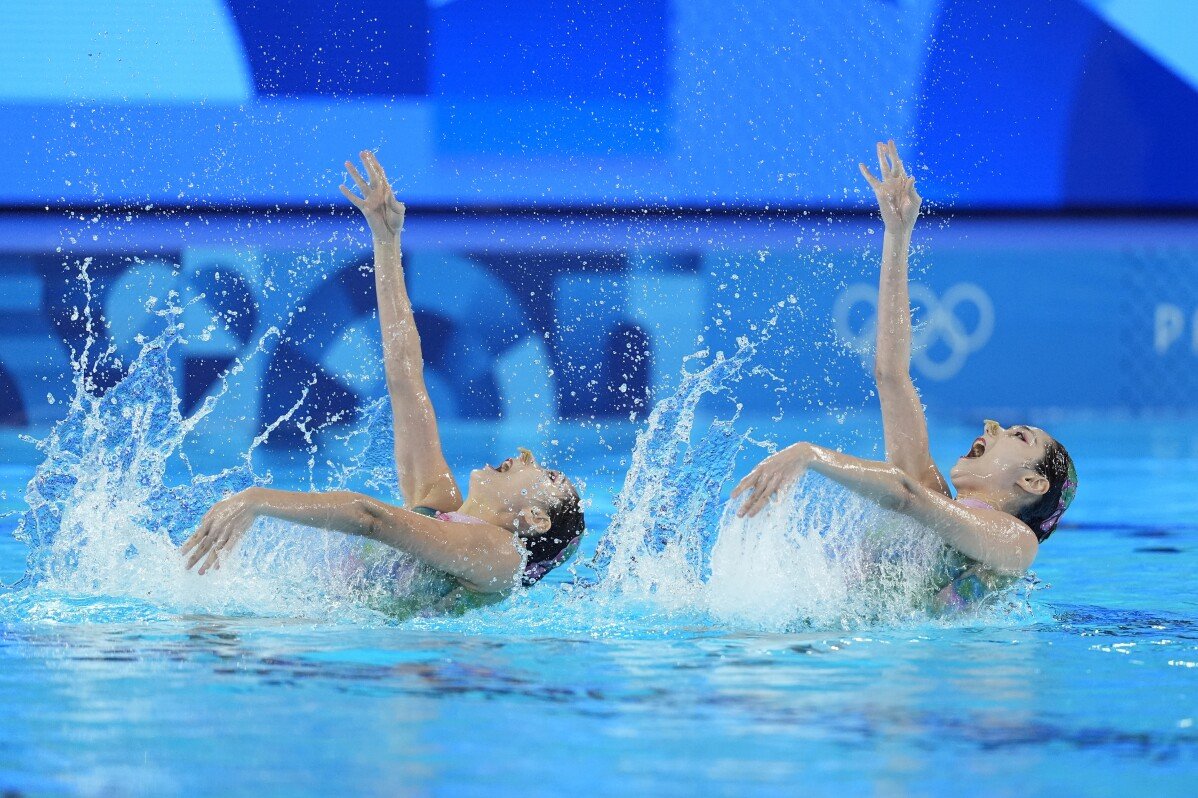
16,328,243,584
2,284,402,624
591,343,755,599
704,480,949,629
588,339,993,632
3,280,1023,632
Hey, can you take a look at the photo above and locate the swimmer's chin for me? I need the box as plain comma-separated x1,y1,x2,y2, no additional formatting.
948,461,990,492
947,460,971,484
468,467,500,492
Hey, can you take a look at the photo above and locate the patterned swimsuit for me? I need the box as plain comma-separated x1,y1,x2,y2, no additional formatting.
932,497,1021,611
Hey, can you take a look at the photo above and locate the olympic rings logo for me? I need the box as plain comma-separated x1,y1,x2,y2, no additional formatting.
832,282,995,380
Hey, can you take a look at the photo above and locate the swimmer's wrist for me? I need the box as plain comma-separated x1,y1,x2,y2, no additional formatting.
796,442,819,467
779,441,817,473
371,227,399,245
238,487,268,517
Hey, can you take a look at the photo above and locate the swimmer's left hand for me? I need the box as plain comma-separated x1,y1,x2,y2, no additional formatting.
732,442,816,518
340,150,406,240
858,140,921,233
182,489,261,574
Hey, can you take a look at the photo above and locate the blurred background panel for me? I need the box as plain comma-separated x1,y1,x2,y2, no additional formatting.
1,0,1194,208
0,0,1195,442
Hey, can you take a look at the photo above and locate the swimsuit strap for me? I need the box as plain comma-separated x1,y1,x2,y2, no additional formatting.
434,510,487,525
410,506,486,525
956,497,996,511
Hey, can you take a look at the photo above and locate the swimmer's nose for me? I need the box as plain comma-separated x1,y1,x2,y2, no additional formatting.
984,419,1000,437
517,447,537,465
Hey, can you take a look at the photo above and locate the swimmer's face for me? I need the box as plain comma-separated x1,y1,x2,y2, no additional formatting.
467,447,577,524
950,419,1053,505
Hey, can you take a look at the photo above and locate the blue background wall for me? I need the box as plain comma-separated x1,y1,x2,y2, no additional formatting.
0,1,1196,443
1,0,1195,209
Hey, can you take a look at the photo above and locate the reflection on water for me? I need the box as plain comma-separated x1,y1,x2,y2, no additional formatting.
5,605,1196,740
1,558,1196,794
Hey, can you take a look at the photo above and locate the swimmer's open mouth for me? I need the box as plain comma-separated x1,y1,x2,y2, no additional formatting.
964,437,987,459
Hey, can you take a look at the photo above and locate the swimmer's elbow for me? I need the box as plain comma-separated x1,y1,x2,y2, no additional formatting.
1008,535,1039,573
878,490,909,512
873,364,912,388
344,493,387,540
881,470,920,513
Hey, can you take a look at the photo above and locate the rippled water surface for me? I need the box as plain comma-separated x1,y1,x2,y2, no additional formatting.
2,408,1197,795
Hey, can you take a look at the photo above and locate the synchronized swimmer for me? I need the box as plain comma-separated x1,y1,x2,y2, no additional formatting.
183,152,584,602
734,141,1076,609
183,142,1076,613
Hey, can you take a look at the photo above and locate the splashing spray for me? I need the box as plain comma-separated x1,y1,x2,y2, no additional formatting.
590,338,961,631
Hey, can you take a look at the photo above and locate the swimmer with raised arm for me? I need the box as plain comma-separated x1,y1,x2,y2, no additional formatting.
183,151,584,600
733,141,1076,608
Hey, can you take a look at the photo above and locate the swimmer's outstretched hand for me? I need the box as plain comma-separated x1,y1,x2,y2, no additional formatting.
732,442,816,518
340,150,406,239
181,489,260,575
858,140,921,233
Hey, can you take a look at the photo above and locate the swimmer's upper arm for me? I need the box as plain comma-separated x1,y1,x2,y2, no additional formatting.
902,487,1039,573
361,502,523,593
876,375,951,496
390,390,462,512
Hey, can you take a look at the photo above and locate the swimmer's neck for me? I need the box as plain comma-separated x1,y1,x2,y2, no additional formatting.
954,488,1008,512
956,487,1036,520
456,496,511,528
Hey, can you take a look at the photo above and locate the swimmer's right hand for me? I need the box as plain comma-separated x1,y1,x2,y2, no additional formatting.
858,140,921,233
732,442,816,518
340,150,406,240
182,489,261,575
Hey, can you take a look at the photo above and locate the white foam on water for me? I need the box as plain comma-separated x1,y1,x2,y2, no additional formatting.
587,337,973,633
4,277,401,625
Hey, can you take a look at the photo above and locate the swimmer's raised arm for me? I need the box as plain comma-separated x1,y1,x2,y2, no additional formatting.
859,142,949,496
341,152,461,512
733,443,1038,572
181,487,522,591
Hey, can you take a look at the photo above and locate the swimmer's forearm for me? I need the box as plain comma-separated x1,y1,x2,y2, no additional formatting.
244,487,378,538
236,488,514,585
874,227,913,382
805,446,917,511
736,442,919,518
873,227,945,492
251,487,518,590
372,234,458,506
859,142,939,487
372,232,427,387
247,487,420,549
242,488,450,555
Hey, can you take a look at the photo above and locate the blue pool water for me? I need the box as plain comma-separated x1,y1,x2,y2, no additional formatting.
0,342,1196,796
3,2,1196,793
